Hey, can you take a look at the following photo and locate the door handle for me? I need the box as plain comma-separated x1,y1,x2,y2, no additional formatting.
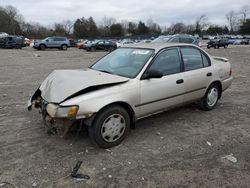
176,79,184,84
207,72,212,77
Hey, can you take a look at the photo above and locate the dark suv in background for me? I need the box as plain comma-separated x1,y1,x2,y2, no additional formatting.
207,38,229,49
33,37,70,50
0,35,25,49
152,34,200,46
85,40,117,52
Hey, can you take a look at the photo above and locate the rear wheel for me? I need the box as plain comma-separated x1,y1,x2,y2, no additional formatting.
88,105,130,148
109,46,115,52
61,44,67,50
199,83,220,111
90,46,96,52
15,44,21,49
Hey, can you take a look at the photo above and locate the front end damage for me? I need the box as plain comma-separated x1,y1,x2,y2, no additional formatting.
27,69,130,137
28,90,91,137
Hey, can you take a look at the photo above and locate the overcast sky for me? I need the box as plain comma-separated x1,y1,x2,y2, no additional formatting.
0,0,249,27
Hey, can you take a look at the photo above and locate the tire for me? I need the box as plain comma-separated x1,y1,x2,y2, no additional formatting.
39,44,46,50
109,46,115,52
15,44,21,49
61,44,67,50
90,47,96,52
207,45,211,49
198,83,220,111
88,105,131,148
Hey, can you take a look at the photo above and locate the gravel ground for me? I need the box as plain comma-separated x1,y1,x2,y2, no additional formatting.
0,46,249,188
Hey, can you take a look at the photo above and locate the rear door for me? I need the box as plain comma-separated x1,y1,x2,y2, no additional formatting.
138,48,185,117
96,41,105,50
48,37,58,47
180,46,213,102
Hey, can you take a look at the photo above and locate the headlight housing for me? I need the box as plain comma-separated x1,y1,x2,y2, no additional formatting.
46,104,79,118
57,105,79,118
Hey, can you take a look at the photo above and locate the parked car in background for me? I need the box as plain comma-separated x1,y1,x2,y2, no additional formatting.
33,37,70,50
69,39,77,47
207,38,229,49
0,32,8,37
28,43,233,148
24,38,31,46
117,39,135,47
152,34,200,46
85,40,117,52
76,40,90,49
0,35,24,49
240,38,249,45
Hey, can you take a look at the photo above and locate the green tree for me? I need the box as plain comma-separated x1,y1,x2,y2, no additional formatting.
206,25,224,35
88,16,98,38
127,22,137,35
110,23,124,37
73,17,88,38
137,21,149,35
0,5,22,35
239,19,250,34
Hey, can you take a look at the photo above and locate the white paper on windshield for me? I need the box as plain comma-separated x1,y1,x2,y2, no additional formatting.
132,50,150,55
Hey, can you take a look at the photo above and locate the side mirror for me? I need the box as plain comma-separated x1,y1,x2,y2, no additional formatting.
46,39,49,42
142,69,163,80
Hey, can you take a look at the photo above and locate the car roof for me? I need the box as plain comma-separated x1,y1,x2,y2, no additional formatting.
121,42,198,52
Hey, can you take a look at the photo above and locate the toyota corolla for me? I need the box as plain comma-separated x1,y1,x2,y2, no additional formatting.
28,43,233,148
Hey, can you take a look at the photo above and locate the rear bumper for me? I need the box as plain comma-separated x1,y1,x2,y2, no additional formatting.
222,76,233,91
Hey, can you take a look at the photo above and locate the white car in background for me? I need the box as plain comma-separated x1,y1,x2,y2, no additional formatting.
0,32,8,37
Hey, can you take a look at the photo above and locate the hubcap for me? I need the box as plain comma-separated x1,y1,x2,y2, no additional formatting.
101,114,126,142
207,87,218,107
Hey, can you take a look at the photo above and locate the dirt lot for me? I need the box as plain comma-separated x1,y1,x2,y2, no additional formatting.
0,45,250,188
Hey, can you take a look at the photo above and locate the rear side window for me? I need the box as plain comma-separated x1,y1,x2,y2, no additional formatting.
180,38,194,43
97,41,104,44
53,37,66,41
150,48,181,76
170,37,179,42
201,53,210,67
181,47,203,71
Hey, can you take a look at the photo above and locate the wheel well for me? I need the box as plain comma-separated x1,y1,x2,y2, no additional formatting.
39,43,46,47
98,102,136,129
211,81,222,98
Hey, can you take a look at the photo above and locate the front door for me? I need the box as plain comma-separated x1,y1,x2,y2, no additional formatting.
138,48,185,117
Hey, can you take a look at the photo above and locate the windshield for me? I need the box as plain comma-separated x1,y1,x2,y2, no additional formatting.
91,48,154,78
151,36,171,43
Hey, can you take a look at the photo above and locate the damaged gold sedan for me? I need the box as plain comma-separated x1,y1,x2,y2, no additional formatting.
28,43,233,148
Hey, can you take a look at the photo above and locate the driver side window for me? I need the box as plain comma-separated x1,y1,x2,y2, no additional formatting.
150,48,181,76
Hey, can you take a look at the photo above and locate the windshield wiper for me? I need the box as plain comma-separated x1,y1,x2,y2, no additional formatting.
98,70,113,74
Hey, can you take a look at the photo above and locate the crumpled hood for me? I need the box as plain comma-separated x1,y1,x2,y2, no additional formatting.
39,68,129,103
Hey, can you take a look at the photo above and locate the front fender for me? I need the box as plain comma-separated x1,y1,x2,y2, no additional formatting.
27,88,41,110
60,81,140,119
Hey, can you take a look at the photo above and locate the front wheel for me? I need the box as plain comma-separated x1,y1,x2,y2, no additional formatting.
39,44,46,50
88,105,130,148
199,83,220,111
